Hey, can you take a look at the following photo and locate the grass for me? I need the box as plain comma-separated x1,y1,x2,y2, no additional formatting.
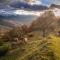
0,32,60,60
49,34,60,60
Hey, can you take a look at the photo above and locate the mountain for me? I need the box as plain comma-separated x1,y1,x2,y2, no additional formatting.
29,10,59,32
50,4,60,8
10,1,48,11
0,19,16,28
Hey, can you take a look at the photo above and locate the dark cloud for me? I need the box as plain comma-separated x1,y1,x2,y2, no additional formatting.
0,0,17,4
0,0,27,3
0,0,60,5
0,0,9,3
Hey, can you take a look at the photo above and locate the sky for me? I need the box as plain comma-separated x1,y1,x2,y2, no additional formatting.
0,0,60,6
54,0,60,5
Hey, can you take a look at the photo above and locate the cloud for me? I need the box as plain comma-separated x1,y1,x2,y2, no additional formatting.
0,0,60,5
0,0,9,3
28,0,42,5
0,9,40,16
0,0,20,4
0,0,42,5
54,0,60,5
14,10,41,16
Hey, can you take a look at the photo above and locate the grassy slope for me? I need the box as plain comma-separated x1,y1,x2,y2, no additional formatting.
0,32,60,60
0,32,42,60
49,35,60,60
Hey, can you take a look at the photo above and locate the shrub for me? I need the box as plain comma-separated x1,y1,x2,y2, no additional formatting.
0,44,9,57
0,40,3,46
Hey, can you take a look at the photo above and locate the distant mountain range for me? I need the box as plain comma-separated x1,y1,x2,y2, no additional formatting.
50,4,60,8
29,10,59,32
0,20,15,28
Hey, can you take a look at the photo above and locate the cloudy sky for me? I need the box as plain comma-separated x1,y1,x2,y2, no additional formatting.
54,0,60,5
0,0,60,5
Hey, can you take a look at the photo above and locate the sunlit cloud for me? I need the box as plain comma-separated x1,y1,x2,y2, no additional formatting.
27,0,42,5
14,10,41,16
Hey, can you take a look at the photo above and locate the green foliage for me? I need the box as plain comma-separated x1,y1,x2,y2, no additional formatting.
0,44,9,57
0,40,3,46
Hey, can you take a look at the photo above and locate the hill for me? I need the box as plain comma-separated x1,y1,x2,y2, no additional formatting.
50,4,60,9
0,20,15,28
29,10,58,32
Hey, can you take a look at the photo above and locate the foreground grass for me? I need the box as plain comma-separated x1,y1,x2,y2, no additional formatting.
0,31,42,60
49,35,60,60
0,33,60,60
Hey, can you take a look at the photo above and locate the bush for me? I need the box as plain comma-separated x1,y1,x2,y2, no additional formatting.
0,44,9,57
0,40,3,46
